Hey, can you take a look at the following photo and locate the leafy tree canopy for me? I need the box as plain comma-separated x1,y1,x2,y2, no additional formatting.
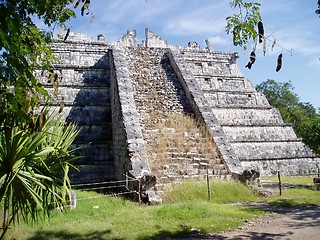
0,0,90,128
226,0,262,47
316,0,320,15
0,1,86,236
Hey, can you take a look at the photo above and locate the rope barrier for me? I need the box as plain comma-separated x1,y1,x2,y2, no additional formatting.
77,190,138,201
72,179,136,188
77,184,127,192
71,173,142,203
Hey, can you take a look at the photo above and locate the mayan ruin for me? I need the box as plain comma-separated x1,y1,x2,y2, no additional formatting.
35,29,319,201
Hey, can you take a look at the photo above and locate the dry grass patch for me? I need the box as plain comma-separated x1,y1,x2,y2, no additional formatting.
144,112,221,177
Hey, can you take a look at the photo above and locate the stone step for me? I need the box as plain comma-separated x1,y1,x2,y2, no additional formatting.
194,76,255,92
151,156,222,164
240,155,319,162
212,108,283,126
210,105,273,110
148,153,219,162
144,129,205,138
127,47,229,180
47,86,110,105
52,47,109,67
144,138,216,147
229,139,303,144
53,106,111,125
73,143,113,164
35,68,110,87
165,152,218,158
222,125,297,142
156,173,232,186
74,124,112,143
181,48,234,58
231,141,317,160
145,140,218,155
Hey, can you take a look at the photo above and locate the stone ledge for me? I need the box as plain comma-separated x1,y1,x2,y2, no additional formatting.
239,155,319,161
230,139,303,143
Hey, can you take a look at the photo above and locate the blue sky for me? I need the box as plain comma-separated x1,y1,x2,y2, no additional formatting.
64,0,320,108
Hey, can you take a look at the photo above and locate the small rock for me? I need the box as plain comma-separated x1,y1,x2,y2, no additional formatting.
180,223,188,228
191,227,201,233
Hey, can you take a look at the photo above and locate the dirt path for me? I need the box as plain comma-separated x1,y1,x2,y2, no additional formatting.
209,203,320,240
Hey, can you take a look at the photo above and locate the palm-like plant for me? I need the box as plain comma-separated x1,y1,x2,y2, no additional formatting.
0,110,80,238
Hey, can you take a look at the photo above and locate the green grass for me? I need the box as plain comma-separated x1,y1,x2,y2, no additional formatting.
6,180,265,240
268,188,320,207
261,175,317,185
162,179,258,203
6,179,319,239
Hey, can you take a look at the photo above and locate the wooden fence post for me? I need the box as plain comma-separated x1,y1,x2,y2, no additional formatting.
207,166,211,202
137,178,142,205
277,171,282,196
125,173,129,190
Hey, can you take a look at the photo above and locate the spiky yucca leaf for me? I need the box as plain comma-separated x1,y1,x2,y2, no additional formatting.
0,111,81,237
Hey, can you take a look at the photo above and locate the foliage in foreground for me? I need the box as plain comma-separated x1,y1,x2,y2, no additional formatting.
0,1,89,238
7,180,264,240
226,0,262,46
0,111,80,238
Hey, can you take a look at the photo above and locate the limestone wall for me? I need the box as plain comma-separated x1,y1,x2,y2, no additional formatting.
223,125,297,142
203,92,270,108
41,38,113,183
168,49,243,174
144,29,168,48
241,158,319,176
109,47,151,180
180,49,319,176
213,108,284,126
232,141,316,160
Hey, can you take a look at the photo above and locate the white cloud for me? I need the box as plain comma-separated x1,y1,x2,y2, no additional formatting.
207,35,230,46
163,3,231,36
307,57,320,68
164,19,225,36
95,1,141,23
92,0,180,25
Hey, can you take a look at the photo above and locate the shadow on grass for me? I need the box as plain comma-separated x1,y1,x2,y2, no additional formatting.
270,198,318,207
137,229,201,240
26,229,123,240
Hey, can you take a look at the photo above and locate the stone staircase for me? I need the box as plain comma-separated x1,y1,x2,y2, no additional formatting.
180,49,319,176
125,47,229,184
